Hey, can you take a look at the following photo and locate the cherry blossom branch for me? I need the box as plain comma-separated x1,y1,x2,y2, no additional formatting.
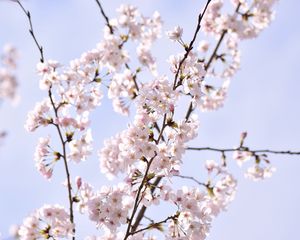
131,176,161,232
94,0,114,34
124,154,157,240
16,1,75,238
93,3,141,97
91,4,174,235
129,213,179,236
172,0,211,90
132,0,213,232
187,146,300,155
48,89,75,239
154,122,165,142
15,0,44,63
156,114,167,144
184,3,241,121
206,2,241,71
125,63,140,92
205,30,227,71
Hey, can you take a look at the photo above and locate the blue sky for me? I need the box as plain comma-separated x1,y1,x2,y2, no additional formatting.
0,0,300,239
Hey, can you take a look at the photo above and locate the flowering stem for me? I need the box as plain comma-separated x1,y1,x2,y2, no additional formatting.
48,89,75,239
16,1,75,237
131,0,213,232
184,2,241,121
131,176,161,232
94,0,114,34
123,154,157,240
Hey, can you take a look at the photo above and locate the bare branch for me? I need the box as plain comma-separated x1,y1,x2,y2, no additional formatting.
187,146,300,156
130,213,178,236
94,0,114,34
173,174,207,187
15,0,44,62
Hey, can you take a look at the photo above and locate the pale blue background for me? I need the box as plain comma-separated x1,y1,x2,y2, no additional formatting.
0,0,300,239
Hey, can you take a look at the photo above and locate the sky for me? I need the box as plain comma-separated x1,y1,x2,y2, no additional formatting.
0,0,300,239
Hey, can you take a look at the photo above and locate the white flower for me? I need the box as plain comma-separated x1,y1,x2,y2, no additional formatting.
166,26,183,41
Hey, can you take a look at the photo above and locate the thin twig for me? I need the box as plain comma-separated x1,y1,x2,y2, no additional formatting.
48,89,75,239
130,214,178,236
156,114,167,144
16,1,75,237
173,174,207,187
16,0,44,62
187,146,300,155
205,30,227,71
94,0,114,34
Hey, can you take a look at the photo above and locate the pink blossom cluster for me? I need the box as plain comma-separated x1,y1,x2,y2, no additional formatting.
203,0,277,39
24,54,100,177
0,44,18,103
165,0,277,112
84,160,237,239
232,132,276,181
18,205,74,240
233,149,276,181
86,184,133,232
99,110,199,179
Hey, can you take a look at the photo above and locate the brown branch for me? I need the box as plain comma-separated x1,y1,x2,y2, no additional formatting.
48,89,75,239
205,30,227,71
156,114,167,144
173,174,207,187
187,146,300,155
16,1,75,237
16,0,44,63
129,214,178,236
184,2,241,122
131,176,161,232
131,0,213,232
94,0,114,34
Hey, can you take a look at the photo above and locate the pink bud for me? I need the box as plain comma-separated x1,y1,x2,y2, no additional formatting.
75,176,82,189
169,104,175,113
240,131,247,140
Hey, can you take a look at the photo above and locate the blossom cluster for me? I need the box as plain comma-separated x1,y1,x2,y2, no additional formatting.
25,56,98,178
164,0,278,112
84,160,237,239
18,205,74,240
86,184,133,232
203,0,277,38
233,148,276,181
